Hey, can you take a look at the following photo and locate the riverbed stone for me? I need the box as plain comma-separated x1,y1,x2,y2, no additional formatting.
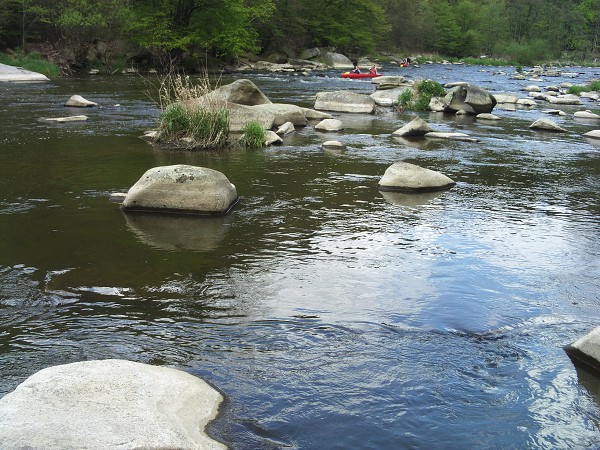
542,109,567,116
264,130,283,145
121,164,238,215
574,110,600,119
204,78,272,106
392,117,433,136
276,121,295,135
443,83,497,114
425,131,479,142
370,87,408,106
517,98,537,106
64,95,98,107
314,91,375,113
546,94,582,105
378,161,456,192
43,115,88,122
0,359,225,449
493,93,519,103
371,75,410,89
583,130,600,139
315,118,344,131
476,113,501,121
317,51,354,69
529,118,567,132
321,140,346,150
564,327,600,375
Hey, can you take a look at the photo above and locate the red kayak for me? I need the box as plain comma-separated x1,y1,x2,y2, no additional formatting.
341,72,382,79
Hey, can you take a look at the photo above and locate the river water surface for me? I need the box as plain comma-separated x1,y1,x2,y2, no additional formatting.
1,63,599,449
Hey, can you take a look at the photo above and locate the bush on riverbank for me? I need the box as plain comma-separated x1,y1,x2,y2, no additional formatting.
568,80,600,95
0,51,61,78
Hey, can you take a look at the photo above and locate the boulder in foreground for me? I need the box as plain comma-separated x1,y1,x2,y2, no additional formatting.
0,359,225,449
378,162,456,192
121,165,238,215
564,327,600,375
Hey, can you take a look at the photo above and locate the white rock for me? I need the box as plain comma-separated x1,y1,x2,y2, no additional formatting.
529,118,567,132
64,95,98,107
315,118,344,131
574,110,600,119
264,130,283,145
321,140,346,150
276,121,295,135
378,161,456,192
425,131,479,142
583,130,600,139
43,115,88,122
476,113,501,121
0,360,225,449
391,117,433,136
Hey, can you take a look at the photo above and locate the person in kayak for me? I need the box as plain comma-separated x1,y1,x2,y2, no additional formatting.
351,62,361,74
369,64,378,74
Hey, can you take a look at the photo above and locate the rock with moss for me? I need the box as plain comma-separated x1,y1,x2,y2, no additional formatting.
121,165,238,215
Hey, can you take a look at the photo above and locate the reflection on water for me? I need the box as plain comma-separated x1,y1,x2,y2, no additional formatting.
1,65,599,449
123,212,232,252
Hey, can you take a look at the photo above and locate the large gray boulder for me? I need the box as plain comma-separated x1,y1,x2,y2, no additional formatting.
0,359,225,449
583,130,600,139
317,51,354,69
392,117,433,137
314,91,375,113
227,102,275,132
443,84,497,114
564,327,600,375
121,165,238,215
378,162,456,192
203,79,271,106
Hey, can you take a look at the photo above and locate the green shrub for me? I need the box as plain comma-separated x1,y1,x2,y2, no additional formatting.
590,80,600,92
568,85,588,95
417,79,446,97
397,89,414,108
239,121,265,148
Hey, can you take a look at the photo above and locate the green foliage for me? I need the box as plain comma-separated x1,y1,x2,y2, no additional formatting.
502,40,553,66
417,79,446,97
0,50,61,77
568,80,600,95
397,79,446,112
239,121,265,148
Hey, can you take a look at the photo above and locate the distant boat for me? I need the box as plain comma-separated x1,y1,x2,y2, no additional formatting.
399,62,409,67
341,72,382,79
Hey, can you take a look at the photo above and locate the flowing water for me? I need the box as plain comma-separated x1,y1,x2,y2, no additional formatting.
1,63,599,449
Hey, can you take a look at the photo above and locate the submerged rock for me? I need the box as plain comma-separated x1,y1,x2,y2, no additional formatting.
121,165,238,215
378,161,456,193
0,359,225,449
43,115,88,122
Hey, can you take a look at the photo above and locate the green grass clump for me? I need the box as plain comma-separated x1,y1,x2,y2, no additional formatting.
397,79,446,111
154,74,230,150
239,121,265,148
567,80,600,95
0,51,61,78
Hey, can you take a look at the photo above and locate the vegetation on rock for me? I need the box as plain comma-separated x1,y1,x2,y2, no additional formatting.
239,121,265,148
397,79,446,112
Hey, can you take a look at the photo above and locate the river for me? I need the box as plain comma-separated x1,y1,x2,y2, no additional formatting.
1,63,599,449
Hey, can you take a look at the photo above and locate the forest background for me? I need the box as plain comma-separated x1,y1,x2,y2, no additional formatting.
0,0,599,74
